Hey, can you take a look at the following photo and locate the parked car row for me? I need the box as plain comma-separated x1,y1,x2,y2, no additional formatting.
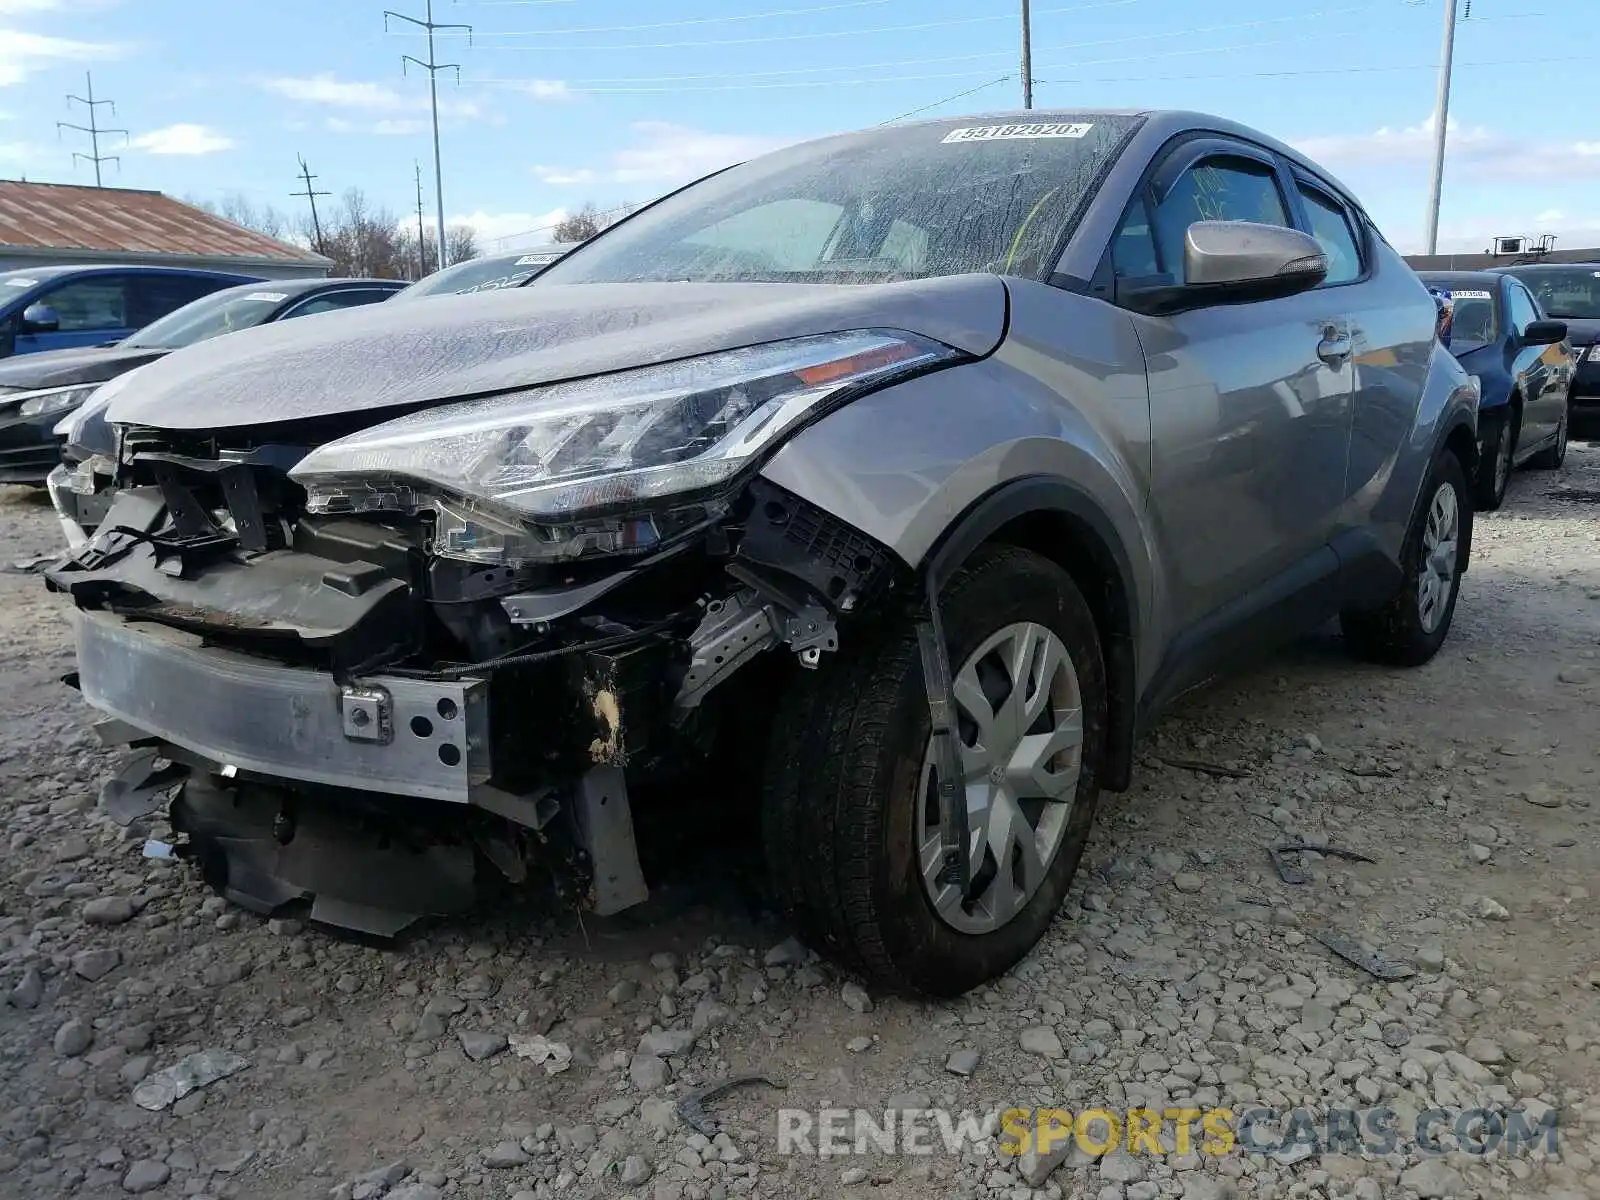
40,108,1484,996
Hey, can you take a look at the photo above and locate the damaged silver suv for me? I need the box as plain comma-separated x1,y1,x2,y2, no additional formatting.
47,110,1478,997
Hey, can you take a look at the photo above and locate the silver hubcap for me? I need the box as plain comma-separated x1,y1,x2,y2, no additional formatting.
1418,482,1460,634
917,622,1084,935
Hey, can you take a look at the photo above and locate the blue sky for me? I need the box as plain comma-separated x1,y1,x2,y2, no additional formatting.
3,0,1597,253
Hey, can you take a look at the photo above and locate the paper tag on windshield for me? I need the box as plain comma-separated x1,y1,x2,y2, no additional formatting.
242,292,288,303
1451,290,1492,299
942,122,1094,144
515,253,558,266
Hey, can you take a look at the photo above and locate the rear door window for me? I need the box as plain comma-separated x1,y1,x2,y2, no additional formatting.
128,274,232,327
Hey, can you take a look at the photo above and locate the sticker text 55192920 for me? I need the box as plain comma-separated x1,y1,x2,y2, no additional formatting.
941,123,1095,144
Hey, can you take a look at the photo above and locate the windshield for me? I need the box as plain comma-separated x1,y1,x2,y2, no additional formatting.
539,116,1143,286
1502,267,1600,319
125,288,288,348
398,253,563,300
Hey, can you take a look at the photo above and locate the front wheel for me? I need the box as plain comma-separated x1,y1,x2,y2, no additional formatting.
1340,451,1469,667
761,546,1106,997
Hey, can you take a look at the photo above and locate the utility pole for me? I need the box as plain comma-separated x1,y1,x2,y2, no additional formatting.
386,0,471,271
293,155,332,255
414,160,429,278
58,72,127,187
1423,0,1459,256
1020,0,1034,110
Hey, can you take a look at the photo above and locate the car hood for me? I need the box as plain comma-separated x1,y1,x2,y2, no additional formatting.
1554,316,1600,346
106,277,1009,433
0,344,169,392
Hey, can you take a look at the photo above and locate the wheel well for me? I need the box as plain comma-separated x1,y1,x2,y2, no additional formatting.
983,509,1137,792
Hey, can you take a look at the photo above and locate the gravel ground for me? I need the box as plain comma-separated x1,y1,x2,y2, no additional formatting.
0,444,1597,1200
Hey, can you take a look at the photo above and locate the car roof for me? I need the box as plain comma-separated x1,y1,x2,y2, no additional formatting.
1417,271,1506,289
0,264,255,281
1494,261,1600,272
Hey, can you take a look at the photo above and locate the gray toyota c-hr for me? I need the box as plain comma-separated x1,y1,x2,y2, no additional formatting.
48,109,1478,996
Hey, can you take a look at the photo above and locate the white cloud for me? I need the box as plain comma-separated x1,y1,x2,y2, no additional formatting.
1294,115,1600,184
512,79,572,102
131,123,233,155
0,0,66,12
534,122,794,189
0,29,123,87
452,208,571,251
263,74,481,122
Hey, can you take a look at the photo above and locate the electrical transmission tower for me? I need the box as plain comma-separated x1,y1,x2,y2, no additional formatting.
58,72,127,187
385,0,471,271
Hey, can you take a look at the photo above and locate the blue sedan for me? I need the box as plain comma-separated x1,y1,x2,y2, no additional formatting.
1418,270,1573,510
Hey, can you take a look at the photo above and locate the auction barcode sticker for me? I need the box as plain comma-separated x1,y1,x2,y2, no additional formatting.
942,122,1094,143
1450,290,1492,299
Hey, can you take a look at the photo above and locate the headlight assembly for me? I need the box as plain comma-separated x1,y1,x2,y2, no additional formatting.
290,330,959,565
13,383,100,419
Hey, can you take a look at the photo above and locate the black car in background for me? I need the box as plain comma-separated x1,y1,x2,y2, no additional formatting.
1496,262,1600,435
0,277,405,488
392,244,578,300
1418,270,1572,509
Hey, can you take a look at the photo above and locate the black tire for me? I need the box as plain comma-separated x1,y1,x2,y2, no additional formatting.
1340,450,1470,667
1472,409,1513,511
1527,408,1568,470
760,545,1106,997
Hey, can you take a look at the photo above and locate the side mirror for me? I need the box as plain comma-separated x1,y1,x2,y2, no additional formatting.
1521,318,1567,347
1119,222,1328,315
20,303,60,334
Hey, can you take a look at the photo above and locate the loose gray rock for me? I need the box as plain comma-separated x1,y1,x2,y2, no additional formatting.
840,981,873,1014
72,947,121,981
946,1049,980,1076
54,1018,92,1057
619,1155,652,1186
1020,1026,1064,1058
83,896,135,925
840,1166,868,1186
638,1028,694,1057
763,937,807,967
6,966,42,1009
121,1159,171,1193
1416,945,1445,971
629,1052,669,1091
457,1030,508,1061
1475,896,1511,921
388,1188,442,1200
1398,1159,1464,1198
1099,1150,1145,1183
482,1141,530,1169
1172,871,1204,894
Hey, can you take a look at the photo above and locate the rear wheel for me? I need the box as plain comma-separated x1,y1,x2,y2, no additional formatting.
761,546,1106,997
1528,408,1568,470
1472,409,1514,511
1341,451,1468,667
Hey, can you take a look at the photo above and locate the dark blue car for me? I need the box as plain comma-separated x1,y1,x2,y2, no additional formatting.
1418,270,1573,510
1496,262,1600,438
0,264,260,360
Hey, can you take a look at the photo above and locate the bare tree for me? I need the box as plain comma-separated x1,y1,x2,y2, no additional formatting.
190,192,294,242
398,222,481,279
553,201,632,244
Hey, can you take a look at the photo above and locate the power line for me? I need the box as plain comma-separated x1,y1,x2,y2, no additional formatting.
461,0,1151,49
57,72,127,188
386,0,471,271
880,76,1013,125
292,155,332,254
455,0,897,36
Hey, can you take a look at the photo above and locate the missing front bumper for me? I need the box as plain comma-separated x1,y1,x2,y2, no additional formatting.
73,609,491,803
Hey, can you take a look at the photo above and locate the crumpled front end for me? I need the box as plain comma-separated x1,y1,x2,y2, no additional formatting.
46,394,910,934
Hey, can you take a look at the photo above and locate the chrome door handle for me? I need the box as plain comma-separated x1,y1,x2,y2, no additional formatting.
1318,329,1353,365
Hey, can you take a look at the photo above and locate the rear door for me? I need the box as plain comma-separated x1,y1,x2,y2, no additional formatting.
1122,140,1354,638
127,273,239,329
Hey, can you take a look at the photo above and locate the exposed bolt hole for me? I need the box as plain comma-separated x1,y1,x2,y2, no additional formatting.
763,501,789,525
827,576,847,599
410,716,434,739
436,698,458,721
438,743,462,767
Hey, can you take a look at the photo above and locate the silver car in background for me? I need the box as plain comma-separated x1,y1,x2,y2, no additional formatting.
46,109,1477,996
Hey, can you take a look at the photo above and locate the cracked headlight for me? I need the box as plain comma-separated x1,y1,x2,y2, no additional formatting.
14,383,99,419
290,330,958,564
